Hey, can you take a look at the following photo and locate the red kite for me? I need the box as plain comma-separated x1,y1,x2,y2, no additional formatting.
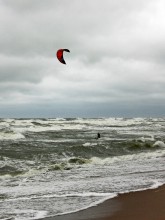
56,49,70,64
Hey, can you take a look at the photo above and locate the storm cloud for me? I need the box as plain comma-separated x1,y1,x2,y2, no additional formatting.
0,0,165,117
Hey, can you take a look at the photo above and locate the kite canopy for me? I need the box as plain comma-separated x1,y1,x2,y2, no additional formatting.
56,49,70,64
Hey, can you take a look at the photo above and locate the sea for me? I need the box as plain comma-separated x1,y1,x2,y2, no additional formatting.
0,117,165,220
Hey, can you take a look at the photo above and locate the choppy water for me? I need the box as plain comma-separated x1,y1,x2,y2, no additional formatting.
0,118,165,219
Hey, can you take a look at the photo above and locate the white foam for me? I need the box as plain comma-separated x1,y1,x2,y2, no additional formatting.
0,131,25,140
150,180,164,189
91,149,165,165
0,117,152,134
5,191,115,202
74,117,146,127
34,210,48,220
13,209,48,220
153,141,165,148
52,118,66,121
14,125,62,133
137,135,155,142
48,193,117,219
83,142,97,147
120,179,164,196
49,192,115,198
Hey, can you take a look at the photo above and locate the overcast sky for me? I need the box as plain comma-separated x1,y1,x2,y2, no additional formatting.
0,0,165,117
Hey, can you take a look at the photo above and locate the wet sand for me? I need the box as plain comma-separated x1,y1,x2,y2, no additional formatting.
43,184,165,220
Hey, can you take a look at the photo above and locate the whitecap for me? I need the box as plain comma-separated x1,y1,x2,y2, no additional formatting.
91,149,165,165
153,141,165,148
0,131,25,140
137,135,155,142
83,143,97,147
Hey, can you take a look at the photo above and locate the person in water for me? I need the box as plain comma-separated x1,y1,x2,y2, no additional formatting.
97,132,100,139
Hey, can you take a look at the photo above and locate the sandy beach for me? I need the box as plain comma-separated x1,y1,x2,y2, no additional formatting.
43,184,165,220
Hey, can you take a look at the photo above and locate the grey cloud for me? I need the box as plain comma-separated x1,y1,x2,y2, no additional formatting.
0,0,153,57
0,55,52,83
2,0,55,12
0,0,165,117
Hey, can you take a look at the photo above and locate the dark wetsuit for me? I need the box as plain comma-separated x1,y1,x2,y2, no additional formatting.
97,133,100,139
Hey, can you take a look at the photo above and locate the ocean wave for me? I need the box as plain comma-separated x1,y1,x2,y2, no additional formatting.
0,165,24,176
0,118,163,135
5,191,116,202
6,192,117,220
47,158,91,171
83,142,97,147
50,192,117,219
136,135,155,142
153,141,165,148
9,118,147,133
91,149,165,165
128,140,154,149
2,158,90,178
125,138,165,150
68,157,91,165
0,131,25,140
8,209,48,220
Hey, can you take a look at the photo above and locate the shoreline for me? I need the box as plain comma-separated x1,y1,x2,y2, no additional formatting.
42,184,165,220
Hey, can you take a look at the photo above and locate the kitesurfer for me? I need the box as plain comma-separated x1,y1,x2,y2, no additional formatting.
96,133,100,139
